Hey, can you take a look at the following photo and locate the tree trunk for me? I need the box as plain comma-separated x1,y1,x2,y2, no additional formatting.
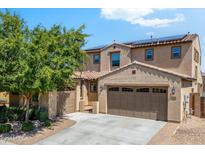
24,94,32,122
25,97,29,122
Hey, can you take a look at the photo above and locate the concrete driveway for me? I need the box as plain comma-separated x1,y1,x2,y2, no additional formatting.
37,112,166,145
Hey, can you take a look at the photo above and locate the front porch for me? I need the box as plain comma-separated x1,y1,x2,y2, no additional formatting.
78,79,99,113
74,71,107,114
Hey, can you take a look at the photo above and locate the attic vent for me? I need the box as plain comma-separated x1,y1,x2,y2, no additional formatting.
132,70,136,75
113,46,116,49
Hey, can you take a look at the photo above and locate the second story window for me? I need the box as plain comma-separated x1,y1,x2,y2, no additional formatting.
111,52,120,67
93,54,100,64
145,48,154,61
195,65,198,78
194,49,199,63
171,46,181,59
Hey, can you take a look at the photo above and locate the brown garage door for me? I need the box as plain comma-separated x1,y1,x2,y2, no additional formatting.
107,86,168,121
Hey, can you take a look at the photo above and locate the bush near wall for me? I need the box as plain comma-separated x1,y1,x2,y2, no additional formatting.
0,123,12,133
0,106,49,123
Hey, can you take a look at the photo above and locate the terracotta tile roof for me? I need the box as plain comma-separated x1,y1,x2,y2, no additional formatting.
73,71,108,80
85,34,198,51
98,61,196,81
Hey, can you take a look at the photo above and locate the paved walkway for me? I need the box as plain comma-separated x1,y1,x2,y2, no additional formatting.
37,112,166,145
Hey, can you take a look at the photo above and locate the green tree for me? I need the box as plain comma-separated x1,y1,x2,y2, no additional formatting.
0,10,87,121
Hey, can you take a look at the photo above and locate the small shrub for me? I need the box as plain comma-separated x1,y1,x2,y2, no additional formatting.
28,108,35,120
7,106,26,122
38,111,48,122
21,121,35,132
0,113,7,123
34,107,48,122
43,120,51,127
0,124,12,133
0,106,7,112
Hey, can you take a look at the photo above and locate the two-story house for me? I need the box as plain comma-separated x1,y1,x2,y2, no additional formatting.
74,34,202,122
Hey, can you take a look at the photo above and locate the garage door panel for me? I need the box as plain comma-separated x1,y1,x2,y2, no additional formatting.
107,86,168,121
149,112,158,120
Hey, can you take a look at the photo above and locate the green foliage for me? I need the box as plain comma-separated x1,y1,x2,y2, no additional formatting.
0,10,88,121
0,10,87,94
0,112,7,123
0,123,12,133
0,106,26,122
21,121,35,132
7,106,26,121
43,120,51,127
34,107,48,122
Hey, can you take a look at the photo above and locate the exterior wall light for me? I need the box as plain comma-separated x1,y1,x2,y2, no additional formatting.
171,87,175,95
100,86,103,92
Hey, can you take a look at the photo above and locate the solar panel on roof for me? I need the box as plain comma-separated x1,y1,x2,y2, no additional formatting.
85,45,106,51
85,34,187,50
132,34,186,45
157,34,186,42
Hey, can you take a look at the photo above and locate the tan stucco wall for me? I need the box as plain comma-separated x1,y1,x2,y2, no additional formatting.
98,63,182,122
85,52,100,72
57,90,76,115
131,43,193,76
181,80,193,119
191,37,203,94
100,44,131,72
83,81,89,105
39,91,57,118
75,80,81,111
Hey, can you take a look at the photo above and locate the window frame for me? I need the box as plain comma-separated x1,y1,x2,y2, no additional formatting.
171,46,181,59
90,81,98,93
93,54,100,64
195,65,198,78
194,49,199,63
110,52,120,67
145,48,154,61
122,87,133,92
108,87,119,92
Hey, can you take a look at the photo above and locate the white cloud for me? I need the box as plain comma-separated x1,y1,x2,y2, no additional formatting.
101,8,185,28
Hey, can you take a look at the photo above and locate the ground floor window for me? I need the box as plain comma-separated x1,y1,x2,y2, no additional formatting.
90,81,97,93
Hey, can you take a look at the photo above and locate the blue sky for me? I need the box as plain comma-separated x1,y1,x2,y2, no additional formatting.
1,8,205,71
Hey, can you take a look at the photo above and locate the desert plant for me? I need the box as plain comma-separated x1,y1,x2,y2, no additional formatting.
7,106,26,122
38,110,49,122
0,123,12,133
0,113,8,123
43,120,51,127
21,121,35,132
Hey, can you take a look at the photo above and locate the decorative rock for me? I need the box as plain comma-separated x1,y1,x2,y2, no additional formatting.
32,120,41,128
12,122,22,133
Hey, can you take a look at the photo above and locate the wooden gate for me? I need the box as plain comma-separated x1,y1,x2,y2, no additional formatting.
190,93,201,117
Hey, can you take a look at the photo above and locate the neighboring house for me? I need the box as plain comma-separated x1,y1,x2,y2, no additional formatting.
73,33,203,122
202,72,205,97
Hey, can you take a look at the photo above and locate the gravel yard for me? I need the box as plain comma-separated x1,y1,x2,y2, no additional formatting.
149,116,205,145
0,119,76,145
